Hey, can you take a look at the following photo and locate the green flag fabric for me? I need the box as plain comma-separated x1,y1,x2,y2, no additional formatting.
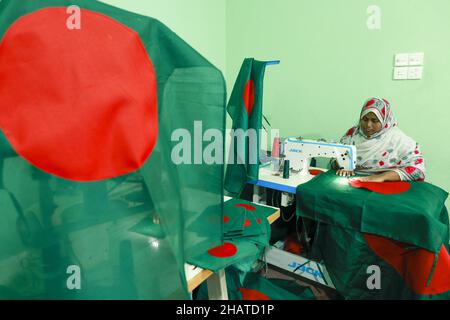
224,58,267,197
223,198,272,246
297,170,450,299
187,199,274,273
313,223,450,300
297,170,449,253
190,199,305,301
0,0,226,299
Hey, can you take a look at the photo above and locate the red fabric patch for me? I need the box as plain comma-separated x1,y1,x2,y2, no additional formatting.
243,79,255,115
309,169,324,176
235,204,256,211
406,166,416,174
365,99,375,108
349,180,411,195
385,124,389,129
0,8,158,182
346,127,355,136
397,161,402,165
224,215,230,223
415,158,423,165
244,219,251,227
207,242,238,258
414,150,420,155
379,161,385,166
284,236,302,255
239,288,270,300
364,234,450,295
381,106,386,116
256,218,262,225
382,152,387,157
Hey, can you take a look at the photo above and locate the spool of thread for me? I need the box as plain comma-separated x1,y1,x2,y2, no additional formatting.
283,160,290,179
272,136,279,157
271,158,280,173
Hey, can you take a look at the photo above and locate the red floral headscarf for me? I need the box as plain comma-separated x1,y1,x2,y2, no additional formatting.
359,98,397,139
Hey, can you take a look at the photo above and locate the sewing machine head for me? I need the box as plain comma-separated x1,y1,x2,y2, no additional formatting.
282,138,357,176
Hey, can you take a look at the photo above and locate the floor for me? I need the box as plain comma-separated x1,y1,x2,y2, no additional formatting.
260,266,337,300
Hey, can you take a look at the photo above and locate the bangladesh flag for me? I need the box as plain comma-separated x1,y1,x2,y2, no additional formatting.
0,0,226,299
297,171,450,299
224,58,267,197
314,224,450,300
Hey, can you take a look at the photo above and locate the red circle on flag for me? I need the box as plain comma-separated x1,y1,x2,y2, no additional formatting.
349,180,411,195
309,169,324,176
0,8,158,181
364,234,450,295
239,288,270,300
207,242,238,258
235,203,256,211
243,79,255,115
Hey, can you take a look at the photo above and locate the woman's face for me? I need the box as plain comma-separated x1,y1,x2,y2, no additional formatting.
360,112,382,138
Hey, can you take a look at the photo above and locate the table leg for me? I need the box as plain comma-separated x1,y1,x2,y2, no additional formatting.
207,269,228,300
253,185,266,204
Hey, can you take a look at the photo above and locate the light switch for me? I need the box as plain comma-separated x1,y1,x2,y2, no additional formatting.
408,66,423,80
409,53,424,66
394,53,409,67
393,67,408,80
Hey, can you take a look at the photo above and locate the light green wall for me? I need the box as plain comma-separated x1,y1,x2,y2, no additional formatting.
226,0,450,201
97,0,449,204
100,0,226,72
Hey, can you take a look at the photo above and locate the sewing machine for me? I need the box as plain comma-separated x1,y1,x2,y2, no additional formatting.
251,138,357,208
282,138,357,178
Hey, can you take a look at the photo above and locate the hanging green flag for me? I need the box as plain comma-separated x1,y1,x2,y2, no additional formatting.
0,0,226,299
224,59,267,197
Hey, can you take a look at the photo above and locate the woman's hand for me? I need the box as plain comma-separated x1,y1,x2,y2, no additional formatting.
350,171,401,183
351,175,385,183
336,169,355,177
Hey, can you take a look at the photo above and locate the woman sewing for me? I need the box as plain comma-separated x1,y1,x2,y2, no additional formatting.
335,97,426,182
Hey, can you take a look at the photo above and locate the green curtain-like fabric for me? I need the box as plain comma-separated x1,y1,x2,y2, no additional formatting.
0,0,226,299
224,59,267,197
